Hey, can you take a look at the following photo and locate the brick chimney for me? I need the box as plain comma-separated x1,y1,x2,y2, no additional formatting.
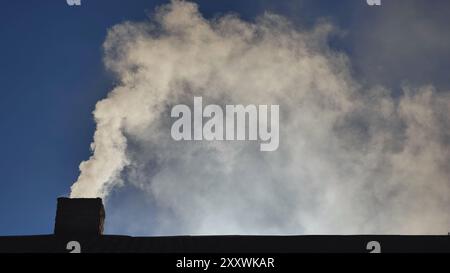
54,197,105,236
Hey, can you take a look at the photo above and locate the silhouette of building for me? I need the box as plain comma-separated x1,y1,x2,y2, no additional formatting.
0,198,448,253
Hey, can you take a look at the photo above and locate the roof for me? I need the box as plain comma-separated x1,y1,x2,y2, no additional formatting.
0,235,449,253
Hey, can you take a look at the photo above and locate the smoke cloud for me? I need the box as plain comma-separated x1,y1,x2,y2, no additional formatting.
70,0,450,235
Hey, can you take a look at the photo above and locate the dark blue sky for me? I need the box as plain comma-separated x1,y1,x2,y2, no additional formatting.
0,0,449,235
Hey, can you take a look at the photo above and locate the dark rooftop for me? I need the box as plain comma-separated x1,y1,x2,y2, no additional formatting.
0,198,448,253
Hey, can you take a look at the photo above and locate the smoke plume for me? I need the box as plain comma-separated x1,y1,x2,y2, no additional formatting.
70,0,450,235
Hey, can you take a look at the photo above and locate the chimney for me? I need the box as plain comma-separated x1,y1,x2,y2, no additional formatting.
54,197,105,236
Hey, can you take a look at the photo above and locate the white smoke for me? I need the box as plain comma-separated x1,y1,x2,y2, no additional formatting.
70,0,450,235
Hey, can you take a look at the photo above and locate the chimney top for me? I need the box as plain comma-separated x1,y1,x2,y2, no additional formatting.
54,197,105,236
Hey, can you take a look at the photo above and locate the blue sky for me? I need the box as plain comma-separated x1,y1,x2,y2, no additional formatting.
0,0,449,236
